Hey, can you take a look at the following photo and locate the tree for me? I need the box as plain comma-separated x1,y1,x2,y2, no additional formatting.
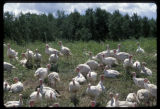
108,10,123,40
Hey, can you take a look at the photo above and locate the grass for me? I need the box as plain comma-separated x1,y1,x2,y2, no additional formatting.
3,37,157,107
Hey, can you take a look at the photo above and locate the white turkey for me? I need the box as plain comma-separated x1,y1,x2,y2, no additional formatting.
19,53,27,67
30,88,42,103
38,79,60,97
113,49,130,62
133,60,141,72
3,81,10,91
58,41,72,59
33,49,42,67
116,44,121,53
34,64,51,80
73,67,86,84
86,83,101,100
87,71,97,82
101,53,118,67
44,90,57,103
45,44,60,56
69,78,80,97
136,42,145,53
96,75,105,93
137,89,151,106
29,100,34,107
49,52,59,64
76,64,91,77
103,65,120,78
114,93,137,107
4,61,16,73
140,62,152,76
48,72,60,89
123,55,133,73
132,72,150,88
106,92,116,107
85,52,101,71
102,44,112,57
7,43,18,62
10,77,23,93
126,92,140,104
144,78,157,99
4,94,23,107
25,49,34,61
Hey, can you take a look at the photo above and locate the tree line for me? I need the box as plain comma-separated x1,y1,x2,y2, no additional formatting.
4,8,157,44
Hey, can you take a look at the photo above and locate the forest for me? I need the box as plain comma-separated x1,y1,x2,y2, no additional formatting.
4,8,157,44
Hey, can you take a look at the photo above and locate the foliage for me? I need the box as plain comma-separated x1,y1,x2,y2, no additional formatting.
3,8,157,44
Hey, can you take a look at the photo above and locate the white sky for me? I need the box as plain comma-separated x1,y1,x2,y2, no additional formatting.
3,3,157,19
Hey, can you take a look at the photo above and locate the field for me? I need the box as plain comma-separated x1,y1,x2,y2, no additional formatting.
3,37,157,107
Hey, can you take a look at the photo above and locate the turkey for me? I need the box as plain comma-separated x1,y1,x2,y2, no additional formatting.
106,92,116,107
45,44,60,56
85,52,101,71
102,44,112,57
73,67,86,84
101,53,118,67
137,89,151,106
87,71,97,82
48,72,60,89
44,90,57,103
132,72,150,88
4,62,16,73
58,41,72,59
3,81,10,91
33,49,42,68
144,78,157,99
103,65,120,78
133,60,141,72
24,49,34,61
30,88,42,103
116,44,121,53
136,42,145,53
7,43,18,62
29,100,34,107
10,77,23,93
140,62,152,76
4,94,23,107
86,83,101,100
49,52,59,64
76,64,91,77
19,53,27,67
123,55,133,73
114,93,137,107
113,49,130,62
34,64,51,80
38,79,61,97
69,78,80,97
96,75,106,93
126,92,140,104
105,44,121,57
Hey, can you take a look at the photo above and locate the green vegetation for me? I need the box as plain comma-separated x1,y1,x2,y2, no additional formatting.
3,37,157,107
4,8,156,44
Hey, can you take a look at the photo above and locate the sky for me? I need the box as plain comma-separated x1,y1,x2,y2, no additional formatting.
3,3,157,19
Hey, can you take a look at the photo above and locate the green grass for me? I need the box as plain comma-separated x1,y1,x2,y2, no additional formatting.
3,37,157,107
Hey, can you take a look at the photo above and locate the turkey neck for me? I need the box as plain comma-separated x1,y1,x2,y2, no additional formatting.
19,97,23,105
110,97,114,106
